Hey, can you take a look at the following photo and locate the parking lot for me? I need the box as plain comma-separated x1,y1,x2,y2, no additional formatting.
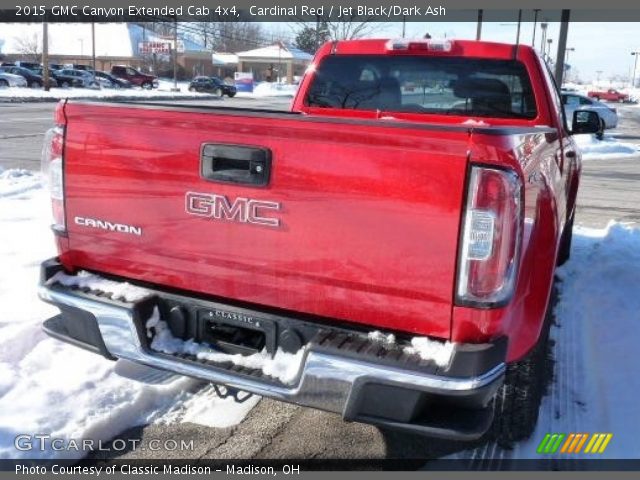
1,97,639,461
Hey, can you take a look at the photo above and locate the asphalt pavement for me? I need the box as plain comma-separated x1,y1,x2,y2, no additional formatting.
1,96,639,461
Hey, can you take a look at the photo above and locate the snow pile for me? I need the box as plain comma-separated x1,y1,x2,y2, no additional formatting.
47,270,152,303
574,134,640,160
0,168,42,196
0,85,210,101
0,171,258,459
147,309,304,385
367,330,396,345
237,82,298,98
403,337,455,368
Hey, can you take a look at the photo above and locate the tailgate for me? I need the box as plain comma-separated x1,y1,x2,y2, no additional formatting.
61,102,470,338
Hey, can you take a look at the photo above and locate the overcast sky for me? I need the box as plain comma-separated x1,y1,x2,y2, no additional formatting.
376,22,640,82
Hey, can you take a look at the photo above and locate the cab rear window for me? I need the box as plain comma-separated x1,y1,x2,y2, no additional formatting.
306,55,537,119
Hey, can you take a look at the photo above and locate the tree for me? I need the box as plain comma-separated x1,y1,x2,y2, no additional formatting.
295,24,329,54
14,32,41,62
295,17,387,43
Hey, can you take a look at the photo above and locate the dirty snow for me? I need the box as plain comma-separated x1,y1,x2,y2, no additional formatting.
0,171,258,459
147,311,304,385
367,330,396,346
47,270,152,303
403,337,456,368
575,134,640,160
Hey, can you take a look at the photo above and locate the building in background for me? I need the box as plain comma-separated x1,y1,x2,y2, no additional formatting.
236,44,313,84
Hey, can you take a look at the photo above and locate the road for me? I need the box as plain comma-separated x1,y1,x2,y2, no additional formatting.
1,98,639,461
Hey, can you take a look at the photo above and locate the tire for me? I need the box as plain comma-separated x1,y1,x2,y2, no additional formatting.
593,96,600,101
188,86,195,92
227,93,236,98
556,210,574,266
488,299,554,448
596,119,606,140
61,81,70,88
141,82,152,90
30,81,42,89
0,79,8,88
215,87,223,98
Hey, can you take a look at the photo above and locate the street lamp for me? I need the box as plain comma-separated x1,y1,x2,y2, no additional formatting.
631,51,640,88
565,47,575,63
546,38,553,62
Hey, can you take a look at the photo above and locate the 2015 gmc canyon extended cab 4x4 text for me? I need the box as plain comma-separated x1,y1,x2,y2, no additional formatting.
38,39,601,444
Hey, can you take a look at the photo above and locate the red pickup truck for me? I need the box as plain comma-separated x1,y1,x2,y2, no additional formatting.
39,39,601,445
587,88,630,102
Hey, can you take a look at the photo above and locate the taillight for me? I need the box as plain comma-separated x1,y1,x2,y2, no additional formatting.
456,166,522,306
41,125,66,233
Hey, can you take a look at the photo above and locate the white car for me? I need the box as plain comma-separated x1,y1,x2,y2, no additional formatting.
561,92,618,129
0,71,28,88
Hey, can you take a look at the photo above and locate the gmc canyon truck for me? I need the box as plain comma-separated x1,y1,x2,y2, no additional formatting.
39,39,601,444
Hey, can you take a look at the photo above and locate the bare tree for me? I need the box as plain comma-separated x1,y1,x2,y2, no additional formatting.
295,17,387,42
14,32,42,62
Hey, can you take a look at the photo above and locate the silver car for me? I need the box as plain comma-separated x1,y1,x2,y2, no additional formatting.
0,71,28,88
561,92,618,129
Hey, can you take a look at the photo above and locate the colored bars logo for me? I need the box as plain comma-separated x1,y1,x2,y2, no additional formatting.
537,433,613,454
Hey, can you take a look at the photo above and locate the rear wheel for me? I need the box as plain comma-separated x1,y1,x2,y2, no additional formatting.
488,296,554,447
0,79,8,88
61,81,70,88
596,119,606,140
141,82,152,90
215,87,223,97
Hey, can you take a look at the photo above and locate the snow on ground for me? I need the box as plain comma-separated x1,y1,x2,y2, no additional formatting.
575,133,640,160
0,171,259,459
456,222,640,461
0,81,208,101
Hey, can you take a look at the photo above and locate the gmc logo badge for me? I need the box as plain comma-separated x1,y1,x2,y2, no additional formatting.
185,192,281,228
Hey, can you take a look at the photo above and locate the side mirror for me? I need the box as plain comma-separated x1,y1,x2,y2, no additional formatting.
571,110,602,135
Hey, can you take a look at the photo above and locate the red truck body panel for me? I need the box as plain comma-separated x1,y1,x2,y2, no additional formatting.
50,39,581,363
59,103,477,339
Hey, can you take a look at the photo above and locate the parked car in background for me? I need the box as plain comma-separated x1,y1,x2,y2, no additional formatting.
0,65,50,88
1,60,41,70
91,70,133,89
49,63,64,71
111,65,158,89
55,69,98,88
188,76,237,97
562,92,618,130
587,88,630,102
50,70,85,88
0,70,27,88
64,63,93,71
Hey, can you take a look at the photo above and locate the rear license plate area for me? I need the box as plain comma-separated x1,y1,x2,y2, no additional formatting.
197,308,276,356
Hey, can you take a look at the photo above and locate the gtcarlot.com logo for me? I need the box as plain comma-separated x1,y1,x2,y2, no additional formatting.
537,433,613,454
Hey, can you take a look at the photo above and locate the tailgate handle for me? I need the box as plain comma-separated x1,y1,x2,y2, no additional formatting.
201,144,271,187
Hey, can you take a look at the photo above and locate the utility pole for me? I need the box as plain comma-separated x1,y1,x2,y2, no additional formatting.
42,20,50,91
172,16,178,91
91,21,96,84
476,9,483,40
554,10,570,86
515,10,522,46
631,52,640,88
532,9,540,47
540,22,548,55
402,16,406,38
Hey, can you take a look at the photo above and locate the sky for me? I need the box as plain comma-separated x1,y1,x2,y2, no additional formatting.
377,22,640,83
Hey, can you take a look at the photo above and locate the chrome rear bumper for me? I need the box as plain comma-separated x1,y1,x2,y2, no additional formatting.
38,260,506,440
